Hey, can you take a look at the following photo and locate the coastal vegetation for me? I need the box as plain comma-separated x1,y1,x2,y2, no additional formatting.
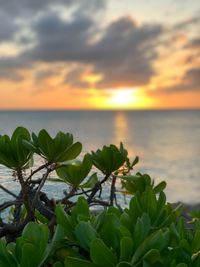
0,127,200,266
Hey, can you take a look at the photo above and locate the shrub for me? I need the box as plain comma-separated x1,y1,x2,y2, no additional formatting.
0,127,199,266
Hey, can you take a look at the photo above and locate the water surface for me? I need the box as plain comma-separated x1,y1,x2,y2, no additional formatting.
0,110,199,203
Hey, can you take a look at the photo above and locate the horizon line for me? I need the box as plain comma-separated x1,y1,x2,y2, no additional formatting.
0,107,199,112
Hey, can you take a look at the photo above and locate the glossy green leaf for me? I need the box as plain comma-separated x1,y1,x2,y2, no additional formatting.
71,197,90,223
55,203,75,240
0,127,32,170
91,144,126,174
25,130,82,163
90,238,117,267
119,237,133,262
65,257,98,267
153,181,167,194
56,154,92,187
80,173,98,188
116,263,132,267
75,222,97,251
99,213,120,251
53,262,64,267
143,249,160,264
39,224,64,267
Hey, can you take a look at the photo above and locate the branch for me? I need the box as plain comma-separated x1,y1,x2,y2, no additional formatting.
110,175,117,206
0,200,16,212
0,184,18,198
32,166,53,207
26,162,51,183
87,174,110,203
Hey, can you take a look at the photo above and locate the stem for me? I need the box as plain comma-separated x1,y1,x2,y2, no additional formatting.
87,174,110,203
17,169,34,220
0,185,18,198
32,167,52,207
26,162,51,183
110,175,117,206
0,200,16,212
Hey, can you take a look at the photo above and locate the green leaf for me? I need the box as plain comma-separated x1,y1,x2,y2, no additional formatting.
119,237,133,262
116,263,132,267
0,239,18,267
56,154,92,187
153,181,167,194
56,142,82,162
71,197,90,223
91,144,126,175
90,239,117,267
55,203,75,240
65,257,98,267
53,262,64,267
131,230,169,265
192,230,200,252
143,249,160,264
75,222,97,251
21,243,41,267
80,173,98,188
39,224,64,267
99,213,120,251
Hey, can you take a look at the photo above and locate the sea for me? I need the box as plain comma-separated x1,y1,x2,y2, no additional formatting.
0,109,200,204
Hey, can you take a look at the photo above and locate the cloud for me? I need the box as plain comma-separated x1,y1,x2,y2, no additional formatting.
183,67,200,89
25,12,95,62
0,11,19,41
0,57,30,81
185,37,200,49
0,0,105,17
90,18,162,87
155,67,200,94
22,14,162,88
0,0,163,89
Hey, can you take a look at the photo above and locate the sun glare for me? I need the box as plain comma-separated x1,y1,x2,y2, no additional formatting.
109,89,137,108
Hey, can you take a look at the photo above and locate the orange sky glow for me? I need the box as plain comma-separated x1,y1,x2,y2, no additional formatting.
0,0,199,110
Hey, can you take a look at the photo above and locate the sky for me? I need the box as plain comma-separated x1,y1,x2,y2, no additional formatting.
0,0,199,110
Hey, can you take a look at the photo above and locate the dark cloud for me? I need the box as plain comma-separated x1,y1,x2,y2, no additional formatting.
0,0,105,17
0,11,18,41
25,12,94,62
23,15,162,88
91,18,162,87
0,0,162,88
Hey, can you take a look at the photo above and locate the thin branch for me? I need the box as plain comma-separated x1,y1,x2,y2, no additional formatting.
32,167,52,207
0,184,18,198
87,174,110,203
110,175,117,206
26,162,51,183
0,200,17,212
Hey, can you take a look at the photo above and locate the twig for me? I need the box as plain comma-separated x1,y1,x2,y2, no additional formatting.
0,185,18,198
110,175,117,206
26,162,51,183
0,200,17,212
87,174,110,203
32,167,53,207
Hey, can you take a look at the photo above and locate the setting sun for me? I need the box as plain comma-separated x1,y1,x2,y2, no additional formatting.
101,88,153,109
110,89,135,107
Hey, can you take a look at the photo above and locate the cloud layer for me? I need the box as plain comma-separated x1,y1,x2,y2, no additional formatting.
0,0,199,94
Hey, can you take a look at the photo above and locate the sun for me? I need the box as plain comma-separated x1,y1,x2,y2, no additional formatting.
109,89,137,108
